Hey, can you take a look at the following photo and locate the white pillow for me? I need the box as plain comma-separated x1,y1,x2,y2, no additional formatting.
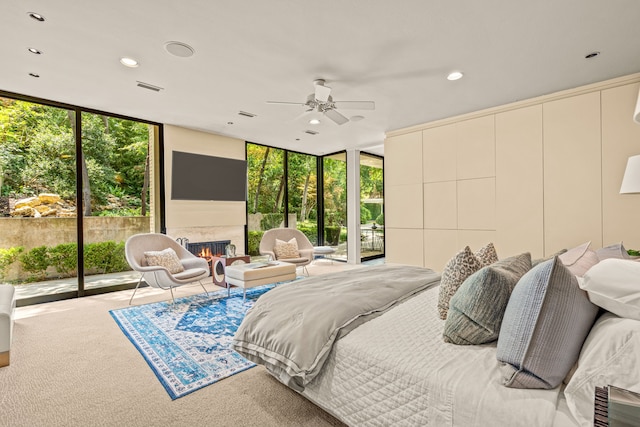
273,238,299,259
144,248,184,274
579,258,640,320
564,313,640,427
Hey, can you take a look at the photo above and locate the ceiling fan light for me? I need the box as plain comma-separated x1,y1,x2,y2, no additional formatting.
309,118,321,125
447,71,463,81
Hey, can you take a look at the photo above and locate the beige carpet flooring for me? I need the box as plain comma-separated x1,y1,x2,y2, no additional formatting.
0,261,362,427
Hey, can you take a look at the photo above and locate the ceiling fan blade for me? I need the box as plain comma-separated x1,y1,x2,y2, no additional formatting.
315,83,332,103
324,108,349,125
266,101,307,106
334,101,375,110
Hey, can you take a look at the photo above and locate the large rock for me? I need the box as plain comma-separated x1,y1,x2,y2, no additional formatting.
38,193,61,204
15,197,39,209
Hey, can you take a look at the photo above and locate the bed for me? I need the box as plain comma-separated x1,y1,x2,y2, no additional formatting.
233,251,640,427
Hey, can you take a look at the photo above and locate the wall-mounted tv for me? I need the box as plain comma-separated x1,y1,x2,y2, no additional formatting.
171,151,247,201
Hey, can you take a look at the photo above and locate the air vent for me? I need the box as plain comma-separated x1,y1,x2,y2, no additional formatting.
304,130,319,135
136,81,163,92
238,111,256,118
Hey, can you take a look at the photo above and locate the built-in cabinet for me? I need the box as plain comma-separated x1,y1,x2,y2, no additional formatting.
385,75,640,271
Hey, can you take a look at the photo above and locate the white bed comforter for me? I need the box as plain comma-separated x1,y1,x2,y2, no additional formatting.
302,284,565,427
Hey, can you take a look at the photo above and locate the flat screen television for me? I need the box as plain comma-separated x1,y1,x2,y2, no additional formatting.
171,151,247,201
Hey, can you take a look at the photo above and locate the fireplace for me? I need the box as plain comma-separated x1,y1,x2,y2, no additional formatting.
186,240,231,259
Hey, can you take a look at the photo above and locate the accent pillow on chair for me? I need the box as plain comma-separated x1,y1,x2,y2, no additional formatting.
273,238,299,260
496,257,599,389
443,252,532,345
144,248,185,274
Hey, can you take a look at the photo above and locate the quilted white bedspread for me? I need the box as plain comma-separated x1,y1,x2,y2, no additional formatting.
301,284,565,427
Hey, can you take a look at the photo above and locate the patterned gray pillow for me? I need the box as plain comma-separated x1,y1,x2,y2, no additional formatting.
475,242,499,266
496,257,599,389
443,252,532,345
437,246,482,320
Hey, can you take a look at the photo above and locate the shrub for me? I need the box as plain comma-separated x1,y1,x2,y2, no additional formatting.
20,246,50,281
84,241,129,274
297,222,318,245
375,212,384,225
248,231,264,256
360,205,372,224
49,242,78,277
0,246,24,281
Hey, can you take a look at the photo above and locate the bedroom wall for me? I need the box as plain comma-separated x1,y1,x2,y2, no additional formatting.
385,73,640,271
163,125,246,254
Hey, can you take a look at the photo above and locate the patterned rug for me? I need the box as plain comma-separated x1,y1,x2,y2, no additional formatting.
110,285,272,399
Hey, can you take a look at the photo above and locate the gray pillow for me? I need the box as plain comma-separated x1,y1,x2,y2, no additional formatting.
596,241,631,261
496,257,599,389
443,253,532,345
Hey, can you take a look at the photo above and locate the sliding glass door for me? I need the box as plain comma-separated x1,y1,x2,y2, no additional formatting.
360,153,384,261
0,94,157,304
323,152,347,261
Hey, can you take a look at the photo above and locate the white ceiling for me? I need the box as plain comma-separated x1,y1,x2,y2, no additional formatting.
2,1,640,157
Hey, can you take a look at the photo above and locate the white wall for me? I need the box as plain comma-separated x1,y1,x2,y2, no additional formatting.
163,125,246,253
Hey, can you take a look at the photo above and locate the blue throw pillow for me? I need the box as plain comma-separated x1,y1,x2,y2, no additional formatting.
496,257,599,389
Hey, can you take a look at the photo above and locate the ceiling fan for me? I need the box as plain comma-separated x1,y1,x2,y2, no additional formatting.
266,79,375,125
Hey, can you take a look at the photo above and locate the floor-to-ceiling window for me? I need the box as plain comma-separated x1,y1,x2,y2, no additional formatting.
287,151,318,245
323,152,348,260
360,153,384,261
246,143,285,257
0,94,158,305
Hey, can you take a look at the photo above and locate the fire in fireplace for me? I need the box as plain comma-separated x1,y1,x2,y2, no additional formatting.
187,240,231,259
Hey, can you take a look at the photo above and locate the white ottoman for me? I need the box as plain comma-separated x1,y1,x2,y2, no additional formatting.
0,284,16,367
225,261,297,300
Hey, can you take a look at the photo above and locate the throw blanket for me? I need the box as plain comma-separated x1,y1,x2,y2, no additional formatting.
232,265,440,391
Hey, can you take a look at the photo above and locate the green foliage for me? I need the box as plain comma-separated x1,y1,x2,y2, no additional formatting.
260,213,283,230
0,97,150,216
247,231,264,256
20,246,50,281
360,205,372,224
0,246,24,281
325,226,341,245
48,243,78,276
296,222,318,245
84,241,128,274
375,212,384,225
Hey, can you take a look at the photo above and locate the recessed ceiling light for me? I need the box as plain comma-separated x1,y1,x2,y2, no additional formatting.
447,71,463,81
309,118,321,125
164,41,195,58
28,12,45,22
120,57,139,67
29,73,40,78
28,47,42,55
585,51,600,59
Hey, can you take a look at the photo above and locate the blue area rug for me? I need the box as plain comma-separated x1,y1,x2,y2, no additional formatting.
110,285,272,399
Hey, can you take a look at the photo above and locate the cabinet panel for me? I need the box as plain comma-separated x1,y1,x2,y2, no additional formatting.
457,116,495,180
602,83,640,249
385,132,422,186
495,105,544,259
386,228,424,267
543,92,602,254
424,229,459,273
385,184,423,229
423,124,457,183
424,181,457,229
457,178,496,230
